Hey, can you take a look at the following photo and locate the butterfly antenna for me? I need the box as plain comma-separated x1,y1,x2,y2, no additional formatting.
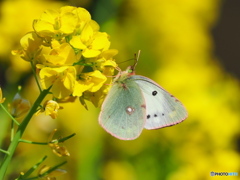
117,58,135,65
132,50,141,71
113,66,120,72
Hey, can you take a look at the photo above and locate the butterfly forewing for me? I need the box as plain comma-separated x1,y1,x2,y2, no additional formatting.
130,75,188,129
99,78,146,140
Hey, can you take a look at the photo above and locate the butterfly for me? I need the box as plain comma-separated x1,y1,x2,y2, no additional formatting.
99,53,188,140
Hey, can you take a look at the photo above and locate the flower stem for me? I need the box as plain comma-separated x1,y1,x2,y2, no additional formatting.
19,133,76,145
0,149,9,155
0,88,50,179
30,61,42,92
10,121,14,141
19,139,48,145
16,156,48,179
0,103,20,126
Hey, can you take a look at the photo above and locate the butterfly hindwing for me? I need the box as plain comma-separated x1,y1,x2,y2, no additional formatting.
130,75,188,129
99,78,146,140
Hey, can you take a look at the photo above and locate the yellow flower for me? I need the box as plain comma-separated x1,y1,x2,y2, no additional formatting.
10,93,31,119
33,8,78,38
33,6,92,39
12,32,43,62
0,87,6,103
82,70,113,107
39,165,67,179
94,49,118,73
40,41,77,66
78,50,118,107
83,83,110,108
73,70,107,97
60,6,91,33
48,129,70,157
70,22,110,58
38,66,76,99
45,100,61,119
36,100,61,119
49,143,70,157
13,5,119,107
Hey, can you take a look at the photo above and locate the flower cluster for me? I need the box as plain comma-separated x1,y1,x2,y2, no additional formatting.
13,6,118,107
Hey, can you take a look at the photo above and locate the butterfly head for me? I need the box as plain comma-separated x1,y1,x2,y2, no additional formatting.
126,65,136,76
121,50,141,76
113,66,135,82
113,50,140,82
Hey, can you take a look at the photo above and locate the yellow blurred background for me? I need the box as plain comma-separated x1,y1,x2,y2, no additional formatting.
0,0,239,180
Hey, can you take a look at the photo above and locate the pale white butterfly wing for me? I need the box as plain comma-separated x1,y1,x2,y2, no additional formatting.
99,78,146,140
130,75,188,129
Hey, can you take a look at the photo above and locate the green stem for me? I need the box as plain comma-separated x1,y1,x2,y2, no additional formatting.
39,161,67,178
19,133,76,145
0,149,9,155
0,103,20,126
19,139,48,145
10,121,14,142
0,88,50,179
21,161,67,180
17,156,47,179
30,61,42,92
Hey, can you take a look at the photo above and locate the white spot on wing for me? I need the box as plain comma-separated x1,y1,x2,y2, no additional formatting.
126,106,135,115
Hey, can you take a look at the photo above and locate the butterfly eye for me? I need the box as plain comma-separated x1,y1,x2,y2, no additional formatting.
152,91,158,96
147,114,151,119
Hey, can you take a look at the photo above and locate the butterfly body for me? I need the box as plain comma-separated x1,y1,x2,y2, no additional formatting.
99,66,187,140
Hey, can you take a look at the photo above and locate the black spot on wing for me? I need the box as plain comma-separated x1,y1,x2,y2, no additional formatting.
152,91,158,96
147,113,165,119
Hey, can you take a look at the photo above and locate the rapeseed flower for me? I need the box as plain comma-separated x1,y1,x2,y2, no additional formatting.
40,41,77,66
81,50,118,107
73,70,107,97
44,100,61,119
12,32,43,62
70,23,110,58
13,6,118,106
33,7,77,39
38,66,76,99
39,165,67,179
36,100,61,119
48,129,70,157
10,93,31,119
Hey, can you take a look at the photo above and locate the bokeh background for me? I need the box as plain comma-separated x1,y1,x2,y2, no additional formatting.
0,0,239,180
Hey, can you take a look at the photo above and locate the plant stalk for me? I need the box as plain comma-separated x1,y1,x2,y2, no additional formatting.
0,88,50,179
